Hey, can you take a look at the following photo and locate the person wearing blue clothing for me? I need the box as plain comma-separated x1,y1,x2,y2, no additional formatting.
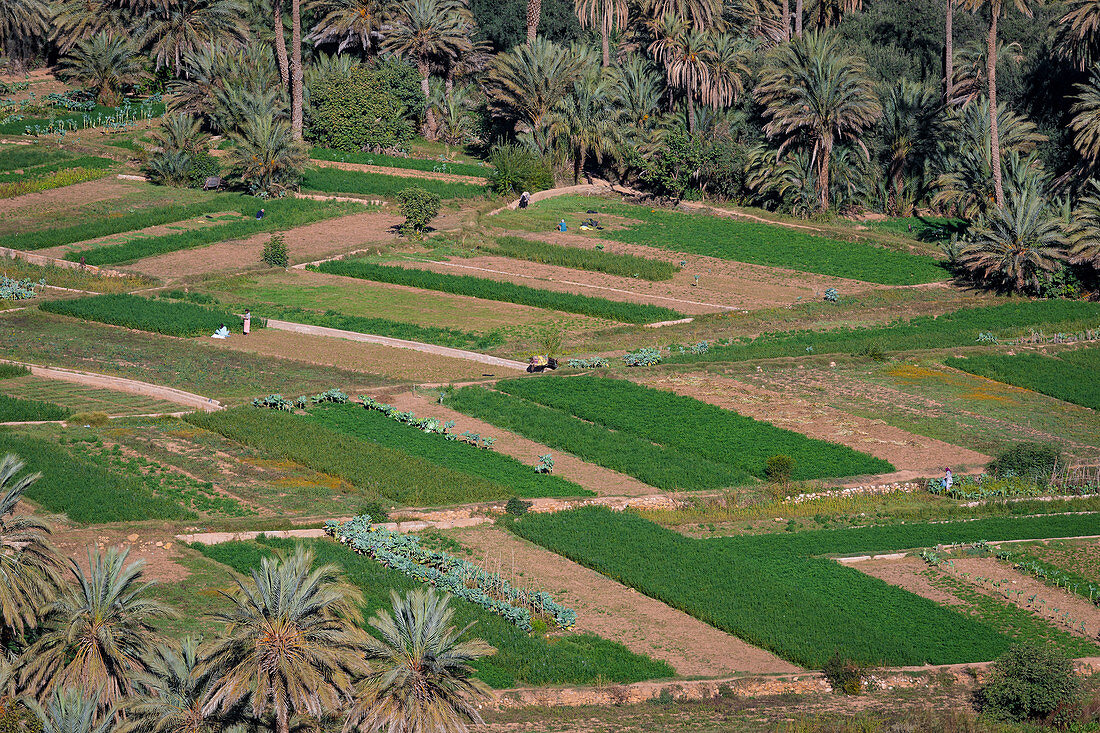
557,219,567,232
256,208,265,220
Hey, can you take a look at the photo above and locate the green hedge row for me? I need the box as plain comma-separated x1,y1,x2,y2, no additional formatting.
40,294,248,338
313,259,684,324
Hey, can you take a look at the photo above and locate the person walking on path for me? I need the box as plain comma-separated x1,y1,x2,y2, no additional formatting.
243,309,251,336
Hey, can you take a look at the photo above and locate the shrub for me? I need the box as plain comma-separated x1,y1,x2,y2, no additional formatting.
765,454,795,484
505,496,532,516
0,364,29,379
262,233,289,268
306,66,412,152
65,411,109,427
396,186,441,237
980,642,1080,722
822,652,872,695
487,143,553,196
356,500,390,523
989,443,1062,484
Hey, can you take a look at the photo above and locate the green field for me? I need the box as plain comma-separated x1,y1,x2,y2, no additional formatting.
199,537,673,688
302,167,487,200
480,236,679,281
40,293,251,338
946,347,1100,410
512,507,1100,668
311,148,491,178
493,377,892,480
313,259,683,324
0,393,71,422
493,196,948,285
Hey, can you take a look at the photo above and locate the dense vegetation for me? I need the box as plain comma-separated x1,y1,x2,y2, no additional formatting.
40,294,248,338
946,347,1100,410
302,167,487,200
445,386,752,490
0,394,71,423
480,235,680,281
493,377,893,479
311,148,491,178
512,507,1100,668
313,259,683,323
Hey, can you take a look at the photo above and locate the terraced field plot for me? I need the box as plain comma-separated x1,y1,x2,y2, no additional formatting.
0,374,184,416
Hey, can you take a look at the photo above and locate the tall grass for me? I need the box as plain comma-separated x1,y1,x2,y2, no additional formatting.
40,293,250,337
0,258,155,292
302,167,487,200
313,259,684,323
0,166,112,199
481,236,679,281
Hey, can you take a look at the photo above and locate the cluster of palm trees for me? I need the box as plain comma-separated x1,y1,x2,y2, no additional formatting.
0,454,493,733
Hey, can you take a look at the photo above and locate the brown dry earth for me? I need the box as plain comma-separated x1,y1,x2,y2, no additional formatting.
496,229,878,308
50,525,190,582
385,391,661,497
35,212,247,259
452,524,800,677
124,210,402,280
216,329,494,383
310,158,487,186
0,178,137,215
635,373,989,476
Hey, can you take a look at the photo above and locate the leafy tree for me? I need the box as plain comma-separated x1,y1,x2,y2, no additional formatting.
757,30,881,212
117,638,218,733
203,547,367,733
469,0,578,51
396,186,443,236
636,125,704,199
343,588,493,733
20,548,173,713
227,113,309,196
59,33,148,106
980,642,1080,722
306,66,412,151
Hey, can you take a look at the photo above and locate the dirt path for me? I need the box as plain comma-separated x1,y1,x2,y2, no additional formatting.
0,359,222,411
310,158,487,186
124,210,402,280
635,373,990,475
453,524,801,677
386,391,662,497
264,318,528,370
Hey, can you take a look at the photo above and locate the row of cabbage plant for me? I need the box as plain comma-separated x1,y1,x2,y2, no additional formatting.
360,396,495,449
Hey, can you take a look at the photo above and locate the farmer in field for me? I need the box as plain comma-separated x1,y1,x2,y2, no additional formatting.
519,191,531,209
943,467,953,490
557,219,567,232
212,323,230,339
243,309,251,336
256,208,265,220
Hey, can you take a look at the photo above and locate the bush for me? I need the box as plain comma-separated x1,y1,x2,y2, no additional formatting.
262,233,289,268
66,411,109,427
306,66,412,152
0,364,29,379
396,186,441,237
765,454,795,484
989,443,1062,484
356,500,390,523
505,496,531,516
822,652,872,695
187,151,221,188
487,144,553,196
980,642,1080,722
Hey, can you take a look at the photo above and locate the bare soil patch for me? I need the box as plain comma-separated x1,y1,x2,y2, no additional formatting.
1024,539,1100,585
635,373,989,474
386,391,662,497
125,210,402,280
452,524,801,677
51,525,191,583
0,178,137,215
311,158,487,185
858,556,965,606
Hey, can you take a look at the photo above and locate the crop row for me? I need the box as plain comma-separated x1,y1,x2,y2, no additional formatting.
0,393,71,422
309,403,592,498
257,304,503,350
185,407,510,506
0,166,111,199
67,198,359,266
666,299,1100,364
0,154,113,183
328,515,576,631
513,508,1100,668
40,294,250,338
0,258,154,292
302,167,487,200
313,259,683,324
482,236,679,282
0,433,193,523
199,536,673,688
494,377,892,480
945,347,1100,410
310,148,491,178
444,386,751,491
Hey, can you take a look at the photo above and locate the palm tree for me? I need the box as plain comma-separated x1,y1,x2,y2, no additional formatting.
485,37,586,137
575,0,628,67
20,548,173,712
550,73,622,182
308,0,389,53
811,0,861,28
51,0,124,53
142,0,246,74
0,454,63,649
959,182,1068,293
343,588,493,733
203,547,367,733
527,0,541,44
117,638,218,733
27,688,113,733
430,81,480,146
882,80,942,214
757,29,881,212
1059,0,1100,70
59,33,148,106
290,0,305,139
700,34,749,108
648,14,710,133
274,0,290,87
960,0,1034,209
945,0,954,102
1067,179,1100,267
227,113,308,196
1071,63,1100,162
172,43,285,133
385,0,470,138
0,0,48,63
640,0,721,28
150,113,210,156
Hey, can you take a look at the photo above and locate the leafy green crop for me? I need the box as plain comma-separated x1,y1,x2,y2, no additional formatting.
40,294,250,338
302,167,487,200
482,236,679,281
313,259,683,324
0,394,71,422
494,377,892,480
311,148,491,178
946,347,1100,410
445,387,752,490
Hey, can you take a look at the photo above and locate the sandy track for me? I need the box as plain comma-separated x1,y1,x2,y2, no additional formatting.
453,524,801,677
386,391,662,497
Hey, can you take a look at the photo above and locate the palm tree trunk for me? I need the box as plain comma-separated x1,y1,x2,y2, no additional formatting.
277,706,289,733
601,25,611,67
290,0,303,140
944,0,953,103
686,90,694,134
819,136,832,212
273,0,289,89
527,0,542,44
988,6,1002,208
574,146,583,183
795,0,803,37
782,0,790,41
419,61,436,138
